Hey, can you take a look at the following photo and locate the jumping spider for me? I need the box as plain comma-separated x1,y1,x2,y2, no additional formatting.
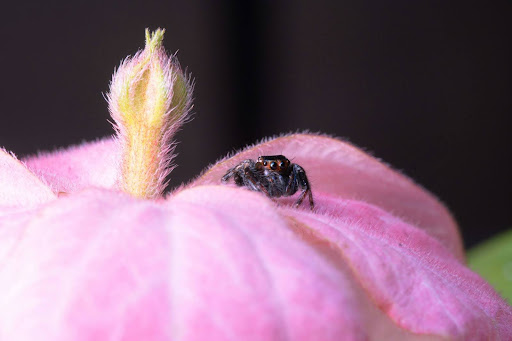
221,155,314,209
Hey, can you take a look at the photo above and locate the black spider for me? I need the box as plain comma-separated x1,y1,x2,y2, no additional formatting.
221,155,314,209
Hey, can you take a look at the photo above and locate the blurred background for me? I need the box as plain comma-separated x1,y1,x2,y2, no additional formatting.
0,1,510,248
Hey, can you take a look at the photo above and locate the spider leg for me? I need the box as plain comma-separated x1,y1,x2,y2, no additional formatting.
222,160,253,184
285,168,298,195
307,189,314,209
291,164,314,209
221,167,236,183
294,188,314,209
243,166,270,196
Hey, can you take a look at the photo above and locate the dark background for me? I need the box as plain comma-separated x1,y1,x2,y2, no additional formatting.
0,1,510,248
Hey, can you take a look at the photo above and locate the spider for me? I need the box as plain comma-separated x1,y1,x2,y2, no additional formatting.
221,155,314,209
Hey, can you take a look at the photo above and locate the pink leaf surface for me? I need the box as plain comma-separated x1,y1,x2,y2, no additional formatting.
22,137,120,194
0,133,510,340
0,149,55,208
194,133,464,260
0,186,510,340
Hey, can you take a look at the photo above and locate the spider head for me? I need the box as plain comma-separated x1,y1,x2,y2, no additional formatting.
256,155,291,174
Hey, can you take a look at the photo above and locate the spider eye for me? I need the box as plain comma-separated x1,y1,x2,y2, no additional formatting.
270,161,277,170
279,162,285,168
263,161,268,166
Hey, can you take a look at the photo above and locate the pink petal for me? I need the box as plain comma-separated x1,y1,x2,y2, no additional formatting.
279,195,512,339
0,186,510,340
193,133,464,260
22,137,120,194
1,132,509,339
0,148,55,208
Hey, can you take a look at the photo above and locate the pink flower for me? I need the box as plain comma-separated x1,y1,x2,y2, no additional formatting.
0,29,511,340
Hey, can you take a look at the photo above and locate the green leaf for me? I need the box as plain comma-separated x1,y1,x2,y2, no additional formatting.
467,229,512,303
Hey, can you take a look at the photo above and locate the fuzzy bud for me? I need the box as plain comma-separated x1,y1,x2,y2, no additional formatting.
107,28,193,199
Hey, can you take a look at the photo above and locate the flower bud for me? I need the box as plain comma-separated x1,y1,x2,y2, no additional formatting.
108,28,193,199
